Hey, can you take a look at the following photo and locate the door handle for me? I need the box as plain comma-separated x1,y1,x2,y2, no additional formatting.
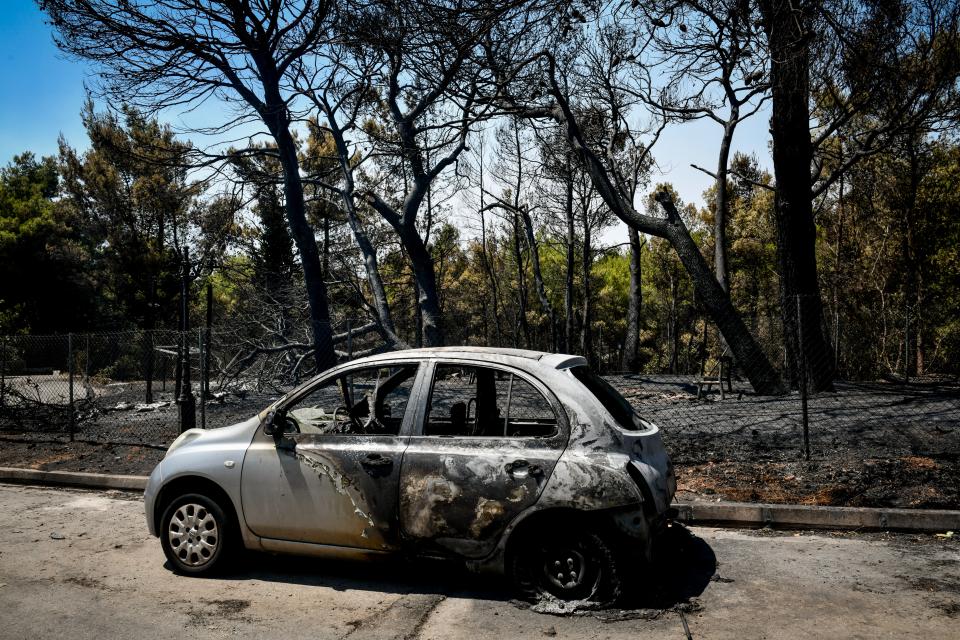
505,459,542,478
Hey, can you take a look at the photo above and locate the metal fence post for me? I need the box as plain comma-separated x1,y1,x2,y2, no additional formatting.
199,328,206,430
202,283,212,429
68,333,75,442
1,335,6,408
904,301,910,385
796,296,810,462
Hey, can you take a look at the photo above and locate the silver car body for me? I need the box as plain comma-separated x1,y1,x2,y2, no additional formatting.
145,347,676,572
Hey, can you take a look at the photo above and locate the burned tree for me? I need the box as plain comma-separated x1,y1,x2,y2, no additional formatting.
641,0,770,295
42,0,339,371
486,5,785,392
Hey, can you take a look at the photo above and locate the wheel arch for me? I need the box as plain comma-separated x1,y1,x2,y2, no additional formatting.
153,475,240,538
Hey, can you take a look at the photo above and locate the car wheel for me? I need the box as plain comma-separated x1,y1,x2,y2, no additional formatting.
509,526,623,605
160,493,233,575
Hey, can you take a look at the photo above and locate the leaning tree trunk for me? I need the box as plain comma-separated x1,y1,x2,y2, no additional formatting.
324,116,406,350
760,0,835,391
541,74,784,394
342,203,406,349
622,227,643,372
270,119,337,372
654,193,784,394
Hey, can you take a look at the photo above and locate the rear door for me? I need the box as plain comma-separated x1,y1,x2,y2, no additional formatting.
398,361,567,558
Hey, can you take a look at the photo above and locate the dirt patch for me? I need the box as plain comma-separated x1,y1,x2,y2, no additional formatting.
675,456,959,508
63,576,111,591
27,452,76,469
204,599,252,616
0,438,163,475
898,575,960,595
184,598,254,625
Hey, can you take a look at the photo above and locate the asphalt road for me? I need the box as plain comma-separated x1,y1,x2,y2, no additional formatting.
0,484,957,639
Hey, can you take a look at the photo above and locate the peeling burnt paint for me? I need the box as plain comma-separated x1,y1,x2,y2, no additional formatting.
470,498,505,537
288,448,375,528
400,473,462,537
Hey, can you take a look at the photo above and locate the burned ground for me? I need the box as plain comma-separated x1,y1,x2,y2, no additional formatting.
607,375,959,508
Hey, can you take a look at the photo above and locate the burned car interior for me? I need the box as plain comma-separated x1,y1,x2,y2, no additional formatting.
425,365,558,438
283,364,419,436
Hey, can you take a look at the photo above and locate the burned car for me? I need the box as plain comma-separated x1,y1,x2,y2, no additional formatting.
145,347,676,603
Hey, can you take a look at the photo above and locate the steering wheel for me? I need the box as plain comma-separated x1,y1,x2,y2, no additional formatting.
334,405,364,433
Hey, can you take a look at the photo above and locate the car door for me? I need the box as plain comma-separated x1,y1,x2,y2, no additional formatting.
241,361,423,551
398,361,568,558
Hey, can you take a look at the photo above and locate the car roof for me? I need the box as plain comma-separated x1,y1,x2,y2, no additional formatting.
350,346,588,371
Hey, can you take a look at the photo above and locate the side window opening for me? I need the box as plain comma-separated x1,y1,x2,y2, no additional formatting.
425,364,557,438
283,364,418,436
569,365,645,431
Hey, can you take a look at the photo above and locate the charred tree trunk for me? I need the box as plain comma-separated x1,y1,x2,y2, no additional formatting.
903,136,924,377
538,66,784,394
478,145,504,345
760,0,835,391
512,213,531,348
564,161,576,353
479,215,503,345
622,227,644,372
715,114,737,293
580,210,594,366
653,193,784,393
518,207,558,352
267,110,336,373
321,108,405,349
399,223,443,347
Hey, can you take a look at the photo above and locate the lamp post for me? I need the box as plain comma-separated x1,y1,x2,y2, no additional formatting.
177,246,196,433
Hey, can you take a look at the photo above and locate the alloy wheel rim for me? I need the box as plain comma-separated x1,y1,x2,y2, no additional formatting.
168,503,219,567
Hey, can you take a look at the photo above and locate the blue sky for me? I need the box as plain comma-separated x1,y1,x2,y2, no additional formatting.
0,2,93,161
1,3,772,229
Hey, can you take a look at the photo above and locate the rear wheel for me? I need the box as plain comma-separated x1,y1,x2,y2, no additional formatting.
509,526,623,605
160,493,233,575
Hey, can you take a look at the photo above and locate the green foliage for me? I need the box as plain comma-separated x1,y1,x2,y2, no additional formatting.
0,152,96,333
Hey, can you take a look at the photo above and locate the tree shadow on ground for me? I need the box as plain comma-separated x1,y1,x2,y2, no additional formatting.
163,523,716,613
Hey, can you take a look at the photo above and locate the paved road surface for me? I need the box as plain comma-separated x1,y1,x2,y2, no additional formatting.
0,484,957,639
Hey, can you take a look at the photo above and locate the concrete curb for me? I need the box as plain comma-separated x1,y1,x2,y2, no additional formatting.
1,468,957,533
673,501,960,533
0,467,147,491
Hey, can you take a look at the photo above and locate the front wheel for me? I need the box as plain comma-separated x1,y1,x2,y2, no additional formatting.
160,493,233,575
509,526,623,605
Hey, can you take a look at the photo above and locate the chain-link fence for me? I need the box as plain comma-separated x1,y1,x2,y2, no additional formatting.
0,320,379,447
3,302,958,508
599,294,960,508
